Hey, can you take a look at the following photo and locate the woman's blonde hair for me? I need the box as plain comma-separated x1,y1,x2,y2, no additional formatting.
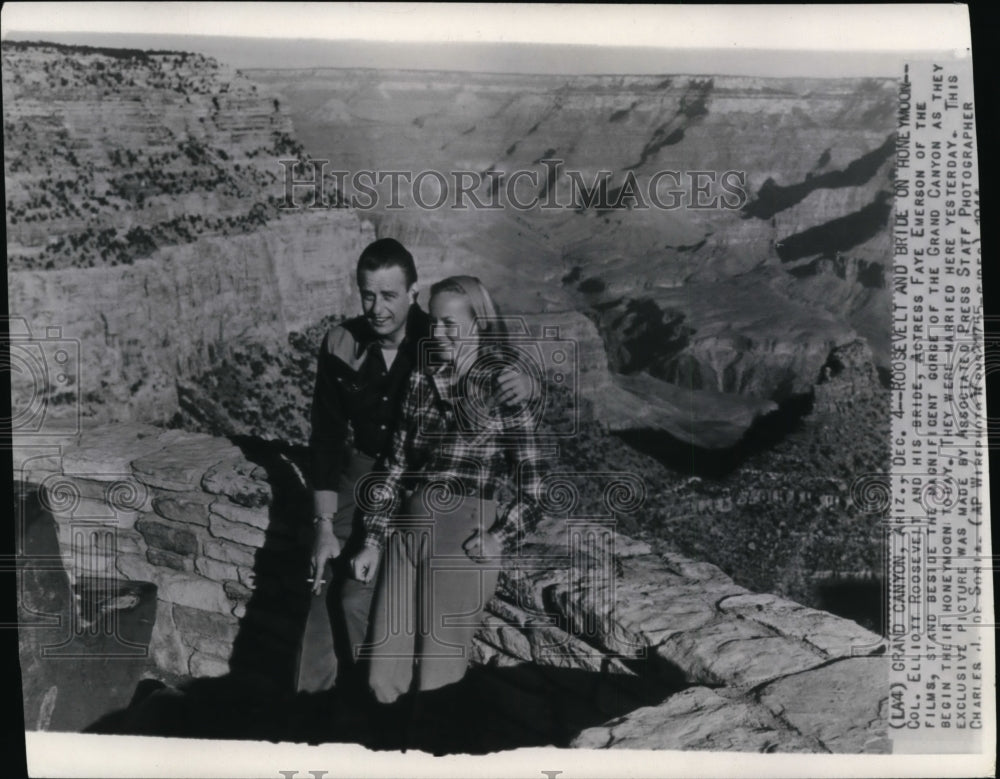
429,275,507,341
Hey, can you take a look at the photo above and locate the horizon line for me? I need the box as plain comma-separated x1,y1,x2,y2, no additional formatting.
0,32,948,80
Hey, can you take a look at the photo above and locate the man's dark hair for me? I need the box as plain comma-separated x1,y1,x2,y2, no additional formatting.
356,238,417,288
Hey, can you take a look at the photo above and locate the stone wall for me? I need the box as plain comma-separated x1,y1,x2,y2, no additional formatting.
19,424,287,679
14,422,890,752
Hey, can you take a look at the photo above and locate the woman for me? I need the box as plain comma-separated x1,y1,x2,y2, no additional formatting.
349,275,546,747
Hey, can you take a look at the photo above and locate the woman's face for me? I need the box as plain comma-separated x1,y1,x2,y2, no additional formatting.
429,290,478,365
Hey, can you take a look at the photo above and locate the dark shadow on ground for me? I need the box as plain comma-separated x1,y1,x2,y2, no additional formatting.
14,433,320,735
15,484,157,732
812,574,886,635
84,661,684,753
212,435,316,697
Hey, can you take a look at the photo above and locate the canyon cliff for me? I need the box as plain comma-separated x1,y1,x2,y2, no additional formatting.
7,44,891,448
4,42,373,429
251,67,895,384
9,44,892,748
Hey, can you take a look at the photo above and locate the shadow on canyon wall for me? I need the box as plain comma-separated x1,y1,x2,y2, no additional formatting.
616,392,816,479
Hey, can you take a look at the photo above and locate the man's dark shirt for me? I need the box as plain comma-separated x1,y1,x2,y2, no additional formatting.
309,304,431,493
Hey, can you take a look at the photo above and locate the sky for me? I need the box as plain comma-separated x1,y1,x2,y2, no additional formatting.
0,3,973,77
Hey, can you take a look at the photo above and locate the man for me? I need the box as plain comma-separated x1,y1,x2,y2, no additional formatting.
295,238,530,698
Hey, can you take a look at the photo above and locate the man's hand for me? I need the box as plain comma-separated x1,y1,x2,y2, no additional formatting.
462,527,503,563
350,546,380,584
309,522,341,595
496,366,535,407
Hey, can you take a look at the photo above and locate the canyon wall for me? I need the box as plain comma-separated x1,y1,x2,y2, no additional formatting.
7,44,891,447
251,67,896,374
4,42,373,429
9,212,374,426
8,47,893,748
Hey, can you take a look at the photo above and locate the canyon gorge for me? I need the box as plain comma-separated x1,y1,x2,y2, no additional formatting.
7,41,893,751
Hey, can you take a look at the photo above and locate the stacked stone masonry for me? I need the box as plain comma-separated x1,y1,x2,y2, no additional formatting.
14,422,889,752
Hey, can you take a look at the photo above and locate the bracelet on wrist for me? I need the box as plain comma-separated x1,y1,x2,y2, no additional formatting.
312,514,336,526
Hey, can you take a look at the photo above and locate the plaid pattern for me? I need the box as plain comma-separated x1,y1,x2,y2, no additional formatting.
361,357,546,553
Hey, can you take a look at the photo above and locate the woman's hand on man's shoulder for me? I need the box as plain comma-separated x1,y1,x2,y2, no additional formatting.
496,366,535,407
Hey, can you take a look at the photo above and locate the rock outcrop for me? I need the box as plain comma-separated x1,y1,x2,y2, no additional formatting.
812,339,884,414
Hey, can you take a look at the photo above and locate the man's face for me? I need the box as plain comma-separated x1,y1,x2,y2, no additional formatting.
358,265,414,338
